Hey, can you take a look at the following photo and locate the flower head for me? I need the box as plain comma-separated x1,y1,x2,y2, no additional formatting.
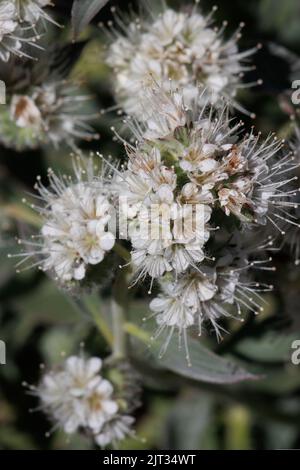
33,354,136,447
106,5,258,119
0,81,99,150
114,87,298,286
149,254,273,363
95,415,135,448
14,157,115,284
115,141,212,285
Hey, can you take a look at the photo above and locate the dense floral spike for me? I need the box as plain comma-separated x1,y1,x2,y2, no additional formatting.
31,355,136,448
114,86,298,285
0,81,99,150
0,1,55,62
11,157,115,283
106,3,258,119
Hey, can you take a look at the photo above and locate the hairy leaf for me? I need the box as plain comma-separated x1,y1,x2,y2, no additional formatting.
153,336,259,384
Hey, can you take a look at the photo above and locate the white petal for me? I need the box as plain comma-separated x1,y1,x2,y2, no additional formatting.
100,232,115,251
86,357,102,377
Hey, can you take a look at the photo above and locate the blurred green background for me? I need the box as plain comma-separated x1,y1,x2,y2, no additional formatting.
0,0,300,450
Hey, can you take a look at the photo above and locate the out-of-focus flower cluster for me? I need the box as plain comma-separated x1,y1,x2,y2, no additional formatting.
0,81,99,151
32,355,137,448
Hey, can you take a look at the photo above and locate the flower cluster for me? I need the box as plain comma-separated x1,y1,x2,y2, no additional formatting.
116,87,297,284
10,1,300,449
0,81,99,150
117,143,212,283
149,255,274,362
33,355,135,448
106,84,299,348
0,0,55,62
15,158,115,283
106,5,258,118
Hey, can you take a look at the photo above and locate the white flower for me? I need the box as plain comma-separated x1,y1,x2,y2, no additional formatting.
64,356,118,433
0,2,20,61
0,0,56,62
143,89,187,140
218,182,251,220
7,82,98,150
14,0,54,24
106,7,257,118
36,356,119,436
17,158,115,283
123,87,299,232
0,2,17,40
149,259,272,361
10,95,42,128
95,415,135,448
150,292,195,330
34,355,136,448
115,86,298,287
122,171,211,282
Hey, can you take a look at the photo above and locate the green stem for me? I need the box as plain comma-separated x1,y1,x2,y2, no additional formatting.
111,298,126,359
2,203,42,228
113,242,131,262
80,295,113,347
109,263,131,360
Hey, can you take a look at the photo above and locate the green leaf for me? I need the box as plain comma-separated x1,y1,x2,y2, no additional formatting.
152,336,259,384
258,0,300,44
0,426,37,450
224,405,252,450
81,293,113,346
71,0,109,40
236,331,300,363
247,366,300,394
12,281,83,346
40,327,87,365
165,392,213,449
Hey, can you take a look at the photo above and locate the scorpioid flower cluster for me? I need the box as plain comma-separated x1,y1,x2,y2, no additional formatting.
106,5,258,118
114,86,298,356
